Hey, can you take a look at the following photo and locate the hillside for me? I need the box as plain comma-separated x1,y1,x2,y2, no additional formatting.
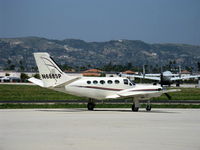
0,37,200,71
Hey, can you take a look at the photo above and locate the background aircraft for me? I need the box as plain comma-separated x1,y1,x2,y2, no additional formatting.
29,53,179,111
0,76,10,82
0,76,21,82
121,66,200,86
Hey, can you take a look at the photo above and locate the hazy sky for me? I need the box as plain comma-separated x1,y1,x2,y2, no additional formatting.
0,0,200,45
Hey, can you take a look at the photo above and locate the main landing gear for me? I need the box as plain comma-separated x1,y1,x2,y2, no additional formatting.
132,99,152,112
87,99,95,111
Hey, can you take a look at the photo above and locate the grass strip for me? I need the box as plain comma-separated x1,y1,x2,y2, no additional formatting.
1,103,200,109
0,85,200,101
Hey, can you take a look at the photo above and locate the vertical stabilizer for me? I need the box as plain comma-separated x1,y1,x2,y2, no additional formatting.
34,53,76,87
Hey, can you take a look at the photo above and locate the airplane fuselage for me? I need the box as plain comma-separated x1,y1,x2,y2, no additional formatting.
53,77,163,100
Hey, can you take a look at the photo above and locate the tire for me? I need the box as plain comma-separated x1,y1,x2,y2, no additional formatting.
132,104,139,112
87,103,95,111
146,105,151,111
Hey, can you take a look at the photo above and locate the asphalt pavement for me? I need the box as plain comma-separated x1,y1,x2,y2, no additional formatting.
0,109,200,150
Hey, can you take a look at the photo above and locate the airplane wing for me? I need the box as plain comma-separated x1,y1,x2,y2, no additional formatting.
170,75,200,81
133,75,161,81
117,88,180,97
106,95,120,99
141,76,161,81
106,88,180,99
144,74,161,76
121,74,161,81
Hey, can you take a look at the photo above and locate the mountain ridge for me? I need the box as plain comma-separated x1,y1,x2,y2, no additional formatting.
0,37,200,71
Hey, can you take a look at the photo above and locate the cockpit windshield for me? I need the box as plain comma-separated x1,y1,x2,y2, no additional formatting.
123,78,136,86
129,79,135,85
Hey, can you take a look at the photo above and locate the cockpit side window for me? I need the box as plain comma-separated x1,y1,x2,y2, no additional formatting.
123,79,128,85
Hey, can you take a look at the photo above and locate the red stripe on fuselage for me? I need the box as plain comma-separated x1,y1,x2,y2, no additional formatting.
75,86,123,91
74,86,161,92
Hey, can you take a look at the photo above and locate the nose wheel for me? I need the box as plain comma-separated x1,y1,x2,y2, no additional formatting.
146,100,152,111
146,105,151,111
132,99,139,112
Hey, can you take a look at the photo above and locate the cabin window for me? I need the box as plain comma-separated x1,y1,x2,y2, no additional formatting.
123,79,128,85
100,80,105,84
129,83,133,86
87,81,91,84
115,80,120,84
93,80,98,84
107,80,113,84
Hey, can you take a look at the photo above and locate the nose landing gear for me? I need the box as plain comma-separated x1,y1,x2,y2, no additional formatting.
146,100,151,111
146,105,152,111
132,99,139,112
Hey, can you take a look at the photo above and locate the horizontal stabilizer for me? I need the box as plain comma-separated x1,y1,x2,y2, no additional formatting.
28,77,44,87
171,75,200,81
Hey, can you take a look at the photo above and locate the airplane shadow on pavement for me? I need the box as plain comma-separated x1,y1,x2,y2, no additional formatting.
37,109,178,114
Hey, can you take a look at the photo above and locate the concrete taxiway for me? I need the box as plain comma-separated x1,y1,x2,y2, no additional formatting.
0,109,200,150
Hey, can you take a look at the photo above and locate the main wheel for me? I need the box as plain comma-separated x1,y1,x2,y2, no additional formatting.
87,102,95,111
132,104,139,112
146,105,151,111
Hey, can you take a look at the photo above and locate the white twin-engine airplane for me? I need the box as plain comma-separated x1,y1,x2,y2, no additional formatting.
28,53,179,111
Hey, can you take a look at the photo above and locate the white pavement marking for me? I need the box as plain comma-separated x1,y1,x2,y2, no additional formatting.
0,109,200,150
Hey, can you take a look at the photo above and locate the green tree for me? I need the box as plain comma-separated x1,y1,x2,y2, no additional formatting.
197,62,200,72
33,73,40,79
10,65,15,70
100,72,106,77
5,73,10,76
7,59,11,65
62,64,73,71
19,60,25,71
20,73,29,82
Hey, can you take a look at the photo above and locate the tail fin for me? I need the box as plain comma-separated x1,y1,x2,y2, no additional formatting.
33,52,77,87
